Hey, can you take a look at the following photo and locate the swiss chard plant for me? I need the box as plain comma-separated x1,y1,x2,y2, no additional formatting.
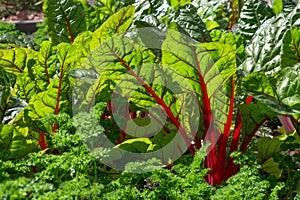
0,0,299,191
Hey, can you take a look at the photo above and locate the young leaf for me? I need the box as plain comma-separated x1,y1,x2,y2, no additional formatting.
167,0,192,9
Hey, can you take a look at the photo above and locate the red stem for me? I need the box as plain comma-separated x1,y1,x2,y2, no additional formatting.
58,1,74,43
38,132,47,150
215,77,235,184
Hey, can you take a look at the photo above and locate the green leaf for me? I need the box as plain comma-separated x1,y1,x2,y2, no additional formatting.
238,103,275,147
171,4,211,43
0,34,38,50
276,65,300,125
43,0,86,44
210,30,245,65
90,6,135,50
32,41,57,92
0,48,35,75
241,72,295,114
162,30,236,137
281,27,300,67
167,0,192,9
272,0,283,14
0,124,36,160
258,137,283,162
238,0,275,42
240,6,300,73
261,158,282,178
116,138,155,153
0,87,27,125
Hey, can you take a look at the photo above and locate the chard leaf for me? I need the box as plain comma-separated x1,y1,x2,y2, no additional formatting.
237,0,275,43
167,0,192,9
171,4,211,43
0,125,36,160
242,65,300,116
162,30,236,137
271,0,283,14
210,30,245,65
0,34,38,50
240,6,300,73
0,87,27,125
33,41,57,91
15,43,76,124
238,103,275,152
261,157,281,178
14,72,36,103
90,6,135,50
281,27,300,67
0,48,35,75
258,137,283,162
43,0,86,44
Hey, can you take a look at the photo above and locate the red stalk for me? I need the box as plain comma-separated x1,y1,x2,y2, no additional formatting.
38,132,47,150
58,1,74,43
215,77,235,184
226,96,253,179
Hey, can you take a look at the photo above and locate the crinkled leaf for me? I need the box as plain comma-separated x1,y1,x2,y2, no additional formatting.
241,72,295,114
240,6,300,73
242,63,300,118
43,0,86,44
167,0,191,9
237,0,275,42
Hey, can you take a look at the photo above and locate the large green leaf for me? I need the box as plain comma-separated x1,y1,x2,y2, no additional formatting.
162,30,236,137
14,43,76,126
240,6,300,73
237,0,275,42
43,0,86,44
